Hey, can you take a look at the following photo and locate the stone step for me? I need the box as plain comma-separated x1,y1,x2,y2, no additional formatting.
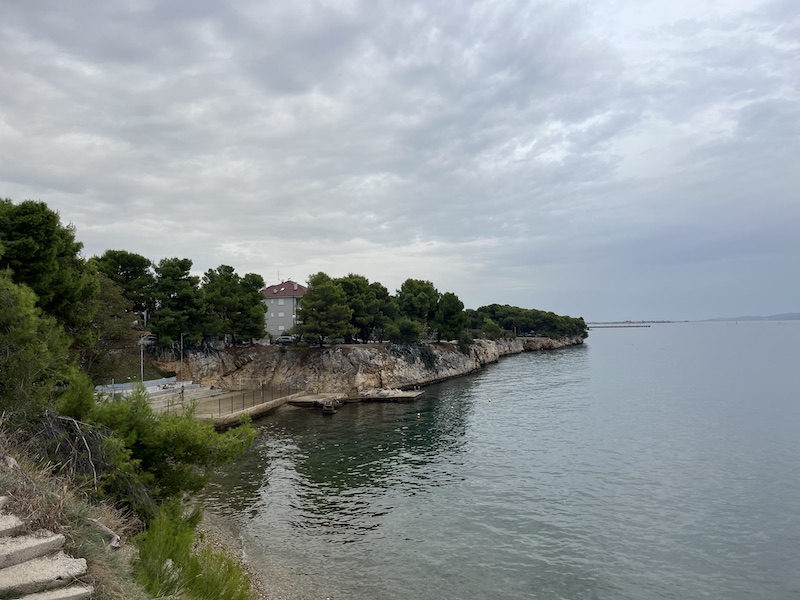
0,514,24,536
0,551,87,597
21,583,94,600
0,531,66,569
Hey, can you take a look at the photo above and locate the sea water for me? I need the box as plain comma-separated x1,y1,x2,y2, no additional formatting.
201,321,800,599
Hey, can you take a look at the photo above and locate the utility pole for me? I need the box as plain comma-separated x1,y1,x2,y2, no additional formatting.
139,309,149,383
180,332,185,403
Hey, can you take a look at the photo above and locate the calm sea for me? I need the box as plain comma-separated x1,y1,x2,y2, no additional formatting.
201,322,800,599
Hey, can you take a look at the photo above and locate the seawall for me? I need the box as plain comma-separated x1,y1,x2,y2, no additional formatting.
172,336,585,395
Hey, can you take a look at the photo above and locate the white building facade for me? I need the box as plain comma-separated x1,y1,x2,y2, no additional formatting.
261,279,307,338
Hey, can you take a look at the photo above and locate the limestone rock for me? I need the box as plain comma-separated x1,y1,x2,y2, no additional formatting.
179,336,584,395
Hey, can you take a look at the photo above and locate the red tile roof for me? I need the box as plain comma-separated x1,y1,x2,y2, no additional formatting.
261,280,307,299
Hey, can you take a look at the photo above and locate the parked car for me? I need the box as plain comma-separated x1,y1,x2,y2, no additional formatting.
274,335,295,345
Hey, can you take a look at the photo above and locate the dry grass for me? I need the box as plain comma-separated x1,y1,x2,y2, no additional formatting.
0,423,149,600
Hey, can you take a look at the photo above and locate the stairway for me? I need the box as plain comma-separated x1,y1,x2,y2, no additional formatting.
0,496,93,600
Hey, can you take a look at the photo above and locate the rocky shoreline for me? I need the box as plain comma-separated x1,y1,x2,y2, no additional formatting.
197,509,335,600
172,336,586,396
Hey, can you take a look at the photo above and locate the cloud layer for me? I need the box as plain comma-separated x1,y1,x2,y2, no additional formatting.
2,0,797,320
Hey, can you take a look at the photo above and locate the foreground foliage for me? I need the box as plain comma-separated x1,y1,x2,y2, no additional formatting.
134,502,256,600
0,198,98,348
1,426,256,600
31,384,256,521
0,271,73,426
1,197,259,597
0,427,150,600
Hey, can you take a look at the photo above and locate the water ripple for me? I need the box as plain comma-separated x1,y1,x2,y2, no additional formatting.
201,324,800,599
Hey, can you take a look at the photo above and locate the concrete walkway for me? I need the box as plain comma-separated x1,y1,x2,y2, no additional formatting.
0,497,92,600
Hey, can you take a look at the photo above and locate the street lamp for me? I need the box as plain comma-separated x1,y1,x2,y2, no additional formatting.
139,309,149,383
180,332,185,403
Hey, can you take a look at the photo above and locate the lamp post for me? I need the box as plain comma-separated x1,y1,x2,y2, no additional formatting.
139,309,149,383
180,332,185,403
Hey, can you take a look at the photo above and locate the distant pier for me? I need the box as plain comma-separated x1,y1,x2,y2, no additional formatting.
588,325,651,329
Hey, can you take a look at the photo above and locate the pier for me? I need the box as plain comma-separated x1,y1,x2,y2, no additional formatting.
588,325,651,329
125,379,427,428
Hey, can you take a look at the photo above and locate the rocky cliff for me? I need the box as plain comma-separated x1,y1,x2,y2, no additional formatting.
173,336,584,395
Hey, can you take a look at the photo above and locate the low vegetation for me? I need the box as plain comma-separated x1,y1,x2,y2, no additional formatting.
1,426,256,600
0,426,149,599
134,503,255,600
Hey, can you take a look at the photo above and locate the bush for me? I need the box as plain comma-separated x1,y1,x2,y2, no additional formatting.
135,502,256,600
89,384,255,512
386,316,421,343
56,369,97,421
0,425,150,600
0,272,73,427
419,343,437,369
481,318,504,340
457,333,473,355
389,342,438,369
25,383,255,522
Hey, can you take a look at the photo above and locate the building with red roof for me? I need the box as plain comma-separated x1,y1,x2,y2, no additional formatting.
261,279,307,338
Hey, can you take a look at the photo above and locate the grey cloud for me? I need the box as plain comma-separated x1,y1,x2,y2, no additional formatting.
1,0,797,320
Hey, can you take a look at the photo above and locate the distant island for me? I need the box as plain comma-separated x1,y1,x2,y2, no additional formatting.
589,314,800,325
702,313,800,322
586,320,684,325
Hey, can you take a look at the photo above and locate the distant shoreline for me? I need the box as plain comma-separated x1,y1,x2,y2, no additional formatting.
587,320,685,325
700,313,800,322
588,313,800,324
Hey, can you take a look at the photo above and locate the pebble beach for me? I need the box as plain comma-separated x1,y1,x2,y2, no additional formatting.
197,508,335,600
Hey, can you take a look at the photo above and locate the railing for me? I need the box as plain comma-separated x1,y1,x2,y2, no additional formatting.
155,383,300,417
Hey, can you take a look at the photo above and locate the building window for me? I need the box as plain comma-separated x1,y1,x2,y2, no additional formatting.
270,299,275,304
270,312,274,318
278,298,285,306
278,325,285,331
278,312,285,318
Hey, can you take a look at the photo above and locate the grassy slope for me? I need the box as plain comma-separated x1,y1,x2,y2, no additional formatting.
0,430,149,600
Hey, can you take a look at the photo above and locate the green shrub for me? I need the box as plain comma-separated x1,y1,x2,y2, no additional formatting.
55,369,96,420
480,318,504,340
419,343,437,369
389,342,438,369
135,502,255,600
90,384,255,510
25,383,254,522
386,316,421,343
457,333,473,355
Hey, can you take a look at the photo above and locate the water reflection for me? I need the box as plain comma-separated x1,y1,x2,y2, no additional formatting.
201,345,609,599
202,372,479,531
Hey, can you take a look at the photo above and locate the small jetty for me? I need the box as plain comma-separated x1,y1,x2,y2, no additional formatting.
357,389,425,402
141,382,426,427
286,388,426,415
287,393,347,410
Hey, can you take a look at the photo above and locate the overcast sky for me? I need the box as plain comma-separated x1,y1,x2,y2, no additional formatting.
2,1,798,321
